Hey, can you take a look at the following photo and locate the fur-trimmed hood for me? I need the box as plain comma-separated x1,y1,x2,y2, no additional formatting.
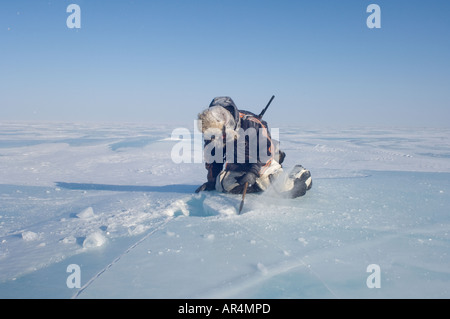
197,106,235,133
208,96,240,130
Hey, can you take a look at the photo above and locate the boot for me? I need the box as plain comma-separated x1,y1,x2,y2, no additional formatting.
288,165,312,198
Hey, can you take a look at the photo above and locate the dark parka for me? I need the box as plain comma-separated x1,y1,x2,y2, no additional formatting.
203,97,275,189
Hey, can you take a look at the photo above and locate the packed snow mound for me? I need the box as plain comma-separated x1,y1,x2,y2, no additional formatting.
21,231,39,242
82,232,107,249
77,207,95,220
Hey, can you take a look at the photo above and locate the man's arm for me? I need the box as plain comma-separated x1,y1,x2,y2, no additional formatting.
235,116,273,186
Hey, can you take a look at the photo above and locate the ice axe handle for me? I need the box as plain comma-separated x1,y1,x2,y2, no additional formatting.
238,182,249,214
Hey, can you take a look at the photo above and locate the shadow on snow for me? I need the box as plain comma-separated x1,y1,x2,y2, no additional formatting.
55,182,197,194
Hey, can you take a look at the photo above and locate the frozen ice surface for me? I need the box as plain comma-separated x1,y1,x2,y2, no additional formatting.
0,122,449,298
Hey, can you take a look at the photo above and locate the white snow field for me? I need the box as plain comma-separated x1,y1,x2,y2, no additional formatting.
0,122,449,299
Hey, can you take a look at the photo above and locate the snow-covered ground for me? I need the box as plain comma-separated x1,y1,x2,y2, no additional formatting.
0,122,449,298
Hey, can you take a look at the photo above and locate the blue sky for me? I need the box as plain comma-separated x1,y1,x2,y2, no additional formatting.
1,0,449,127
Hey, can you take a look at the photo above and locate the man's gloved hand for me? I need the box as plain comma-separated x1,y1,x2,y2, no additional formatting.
235,172,257,186
195,181,215,193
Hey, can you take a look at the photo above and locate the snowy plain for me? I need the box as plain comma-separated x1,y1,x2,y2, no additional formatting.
0,122,449,299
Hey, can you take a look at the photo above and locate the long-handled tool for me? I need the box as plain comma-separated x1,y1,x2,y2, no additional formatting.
238,182,248,214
